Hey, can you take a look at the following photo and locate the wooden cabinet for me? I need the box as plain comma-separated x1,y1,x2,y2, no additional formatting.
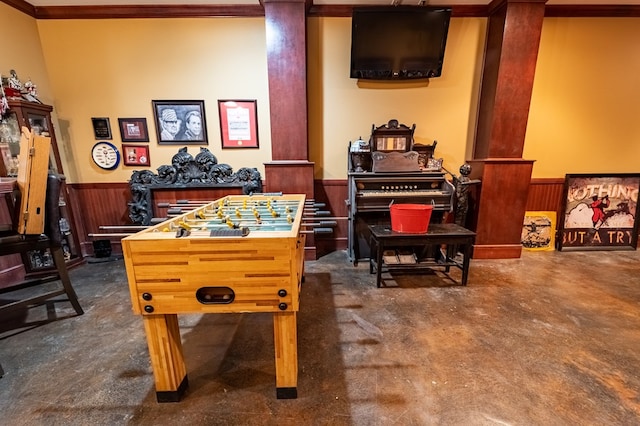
1,99,82,279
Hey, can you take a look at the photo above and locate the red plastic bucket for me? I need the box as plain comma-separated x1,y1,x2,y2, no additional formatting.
390,204,433,233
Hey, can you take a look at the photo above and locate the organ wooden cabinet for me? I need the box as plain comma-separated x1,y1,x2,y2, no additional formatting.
0,99,82,280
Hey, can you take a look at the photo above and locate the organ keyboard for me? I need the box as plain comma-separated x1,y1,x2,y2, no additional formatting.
347,170,455,263
346,119,458,264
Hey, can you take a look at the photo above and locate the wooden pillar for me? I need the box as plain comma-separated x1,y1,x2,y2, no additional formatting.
263,0,316,259
263,0,314,198
470,0,547,259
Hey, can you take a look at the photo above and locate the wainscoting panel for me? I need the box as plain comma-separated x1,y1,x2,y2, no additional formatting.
66,178,575,259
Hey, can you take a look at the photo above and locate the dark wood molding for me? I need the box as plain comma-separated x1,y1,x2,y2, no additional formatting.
307,5,490,17
545,5,640,17
4,0,640,20
33,4,265,19
1,0,34,16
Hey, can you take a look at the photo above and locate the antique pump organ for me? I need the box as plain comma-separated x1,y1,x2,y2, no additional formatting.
347,120,456,264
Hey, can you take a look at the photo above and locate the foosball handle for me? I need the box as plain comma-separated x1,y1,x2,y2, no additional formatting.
313,227,333,235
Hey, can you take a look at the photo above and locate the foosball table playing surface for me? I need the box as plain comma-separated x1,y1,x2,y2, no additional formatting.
122,193,306,401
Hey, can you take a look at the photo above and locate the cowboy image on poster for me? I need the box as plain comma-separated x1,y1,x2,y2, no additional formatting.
227,106,251,141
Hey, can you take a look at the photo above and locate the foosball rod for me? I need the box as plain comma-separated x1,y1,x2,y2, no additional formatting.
88,233,135,238
89,226,334,238
158,200,326,208
164,209,333,218
161,205,328,215
99,225,149,231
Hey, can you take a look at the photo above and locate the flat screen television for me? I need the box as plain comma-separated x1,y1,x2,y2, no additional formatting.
350,6,452,80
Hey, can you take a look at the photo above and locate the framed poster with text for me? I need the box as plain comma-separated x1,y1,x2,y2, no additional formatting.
557,173,640,251
217,100,259,149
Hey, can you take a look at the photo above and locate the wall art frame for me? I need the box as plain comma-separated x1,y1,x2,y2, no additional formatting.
217,99,259,149
91,117,112,140
118,118,149,142
152,100,207,145
521,211,556,251
122,144,150,167
557,173,640,251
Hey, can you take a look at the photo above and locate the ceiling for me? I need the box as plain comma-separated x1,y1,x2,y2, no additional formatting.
21,0,640,6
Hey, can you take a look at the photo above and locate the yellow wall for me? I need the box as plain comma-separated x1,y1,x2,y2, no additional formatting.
3,3,640,183
0,5,53,103
36,17,270,183
526,18,640,177
308,17,486,179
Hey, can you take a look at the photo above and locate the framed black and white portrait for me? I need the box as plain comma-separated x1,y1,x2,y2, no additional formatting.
152,100,207,145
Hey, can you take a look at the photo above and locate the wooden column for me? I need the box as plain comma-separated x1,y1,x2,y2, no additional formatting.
263,0,316,259
263,0,314,198
470,0,546,259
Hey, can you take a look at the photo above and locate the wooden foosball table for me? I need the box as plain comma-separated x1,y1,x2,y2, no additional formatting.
122,193,306,401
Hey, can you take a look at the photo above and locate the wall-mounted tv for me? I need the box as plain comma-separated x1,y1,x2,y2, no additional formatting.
350,6,452,80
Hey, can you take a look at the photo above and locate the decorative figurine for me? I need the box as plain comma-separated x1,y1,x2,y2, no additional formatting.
24,78,38,98
8,69,22,91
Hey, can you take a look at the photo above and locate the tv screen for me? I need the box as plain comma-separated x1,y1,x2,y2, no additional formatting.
350,6,452,80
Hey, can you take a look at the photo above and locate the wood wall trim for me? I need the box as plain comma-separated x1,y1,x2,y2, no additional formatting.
4,1,639,19
65,178,578,259
33,4,265,19
545,5,640,17
307,5,490,17
472,244,523,259
2,0,34,16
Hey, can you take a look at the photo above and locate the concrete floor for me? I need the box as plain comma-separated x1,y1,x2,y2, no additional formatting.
1,248,639,425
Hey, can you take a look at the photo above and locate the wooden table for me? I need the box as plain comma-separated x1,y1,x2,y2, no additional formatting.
368,223,476,287
122,194,306,401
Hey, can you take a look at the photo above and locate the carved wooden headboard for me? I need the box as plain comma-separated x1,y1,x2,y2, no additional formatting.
128,146,262,225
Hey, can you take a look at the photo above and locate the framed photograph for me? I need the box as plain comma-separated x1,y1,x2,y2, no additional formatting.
91,117,112,140
557,173,640,251
118,118,149,142
521,211,556,251
217,100,259,149
152,100,207,145
122,144,150,167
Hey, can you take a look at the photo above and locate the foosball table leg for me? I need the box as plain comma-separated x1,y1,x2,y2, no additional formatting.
143,314,189,403
273,311,298,399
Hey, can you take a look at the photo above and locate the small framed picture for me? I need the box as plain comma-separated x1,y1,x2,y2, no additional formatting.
521,211,556,251
218,99,259,149
152,100,207,145
91,117,112,140
118,118,149,142
122,144,150,167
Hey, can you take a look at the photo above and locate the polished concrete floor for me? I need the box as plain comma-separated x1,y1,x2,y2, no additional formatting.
1,248,640,425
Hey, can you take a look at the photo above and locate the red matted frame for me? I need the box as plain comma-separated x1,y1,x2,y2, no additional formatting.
217,100,259,149
122,144,151,167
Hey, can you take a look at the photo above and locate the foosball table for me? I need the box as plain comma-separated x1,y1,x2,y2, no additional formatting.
122,193,306,401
